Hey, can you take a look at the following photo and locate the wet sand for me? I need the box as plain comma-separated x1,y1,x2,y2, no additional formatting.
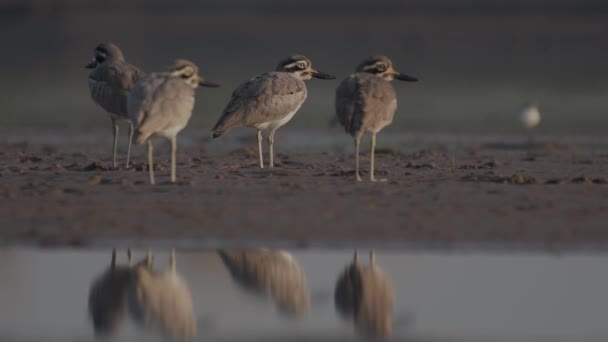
1,128,607,246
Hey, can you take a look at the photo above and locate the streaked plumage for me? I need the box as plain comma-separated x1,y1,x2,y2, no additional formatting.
128,249,197,341
86,42,144,168
212,55,335,168
335,55,417,181
87,249,133,336
218,249,311,316
128,59,219,184
334,250,394,338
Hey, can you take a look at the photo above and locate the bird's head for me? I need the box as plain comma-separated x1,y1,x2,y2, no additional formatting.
85,42,125,69
356,55,418,82
276,55,335,81
169,59,220,89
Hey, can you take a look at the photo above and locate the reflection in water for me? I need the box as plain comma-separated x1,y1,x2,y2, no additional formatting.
87,249,133,336
128,249,197,341
218,249,311,317
335,250,394,338
2,248,608,341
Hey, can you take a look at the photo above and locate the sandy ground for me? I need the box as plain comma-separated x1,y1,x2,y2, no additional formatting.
1,128,607,246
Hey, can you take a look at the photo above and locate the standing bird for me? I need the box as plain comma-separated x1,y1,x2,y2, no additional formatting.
86,43,144,168
211,55,335,168
334,250,395,338
335,55,418,181
218,249,311,316
87,249,133,337
128,59,219,184
128,249,197,341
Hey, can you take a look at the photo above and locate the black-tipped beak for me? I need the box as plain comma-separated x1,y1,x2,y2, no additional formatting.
198,79,220,88
311,70,336,80
395,73,418,82
85,60,97,69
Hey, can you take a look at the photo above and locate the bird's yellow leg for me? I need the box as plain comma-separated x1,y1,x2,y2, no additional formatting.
126,121,134,168
355,137,362,182
268,129,276,168
170,248,176,272
170,136,177,183
370,133,387,182
111,118,119,168
257,130,264,168
147,140,155,185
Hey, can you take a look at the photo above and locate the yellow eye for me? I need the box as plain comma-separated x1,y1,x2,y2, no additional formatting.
297,62,306,69
376,64,386,72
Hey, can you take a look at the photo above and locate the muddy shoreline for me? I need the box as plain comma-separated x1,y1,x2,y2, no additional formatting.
1,130,607,247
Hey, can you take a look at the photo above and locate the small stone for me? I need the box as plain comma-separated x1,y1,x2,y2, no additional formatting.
88,175,102,185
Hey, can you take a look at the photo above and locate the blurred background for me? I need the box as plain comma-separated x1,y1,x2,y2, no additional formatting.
1,0,607,135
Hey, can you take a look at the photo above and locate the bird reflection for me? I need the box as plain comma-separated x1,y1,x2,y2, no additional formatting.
87,249,133,336
128,248,197,341
218,249,311,317
335,250,395,338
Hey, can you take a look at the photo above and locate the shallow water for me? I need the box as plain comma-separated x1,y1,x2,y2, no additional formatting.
0,248,607,342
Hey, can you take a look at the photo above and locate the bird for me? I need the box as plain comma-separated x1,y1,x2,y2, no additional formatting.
211,55,335,168
334,250,395,338
519,101,541,129
87,248,133,337
218,249,311,316
128,248,197,341
128,59,219,184
86,42,144,168
335,55,418,181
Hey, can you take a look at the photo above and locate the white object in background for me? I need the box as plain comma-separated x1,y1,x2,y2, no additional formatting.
519,102,541,129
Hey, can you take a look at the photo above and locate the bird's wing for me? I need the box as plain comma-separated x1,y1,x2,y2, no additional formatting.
88,61,144,116
212,72,306,135
337,74,397,137
128,75,194,143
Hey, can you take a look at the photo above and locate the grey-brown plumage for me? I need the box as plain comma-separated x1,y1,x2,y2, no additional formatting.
334,250,395,338
128,59,218,184
86,42,144,168
218,249,311,316
128,249,197,341
87,249,133,336
335,55,417,181
212,55,335,168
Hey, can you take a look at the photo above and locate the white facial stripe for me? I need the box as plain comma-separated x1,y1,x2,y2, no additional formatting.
284,61,307,69
362,64,377,71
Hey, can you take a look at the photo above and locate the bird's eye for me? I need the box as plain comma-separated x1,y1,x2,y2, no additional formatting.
297,62,306,69
376,64,386,72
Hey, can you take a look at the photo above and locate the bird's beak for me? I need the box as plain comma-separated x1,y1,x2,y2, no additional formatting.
85,60,97,69
392,70,418,82
197,76,220,87
309,68,336,80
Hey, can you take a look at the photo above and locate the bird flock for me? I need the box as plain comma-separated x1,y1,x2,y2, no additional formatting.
86,42,421,184
88,248,394,341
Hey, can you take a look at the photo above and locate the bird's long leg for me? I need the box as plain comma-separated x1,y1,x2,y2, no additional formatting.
146,248,153,269
127,248,132,267
268,129,277,168
147,140,155,185
111,248,117,269
257,130,264,168
170,136,177,183
369,249,375,266
370,133,387,182
126,121,134,168
111,118,119,168
354,137,362,182
170,248,176,273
